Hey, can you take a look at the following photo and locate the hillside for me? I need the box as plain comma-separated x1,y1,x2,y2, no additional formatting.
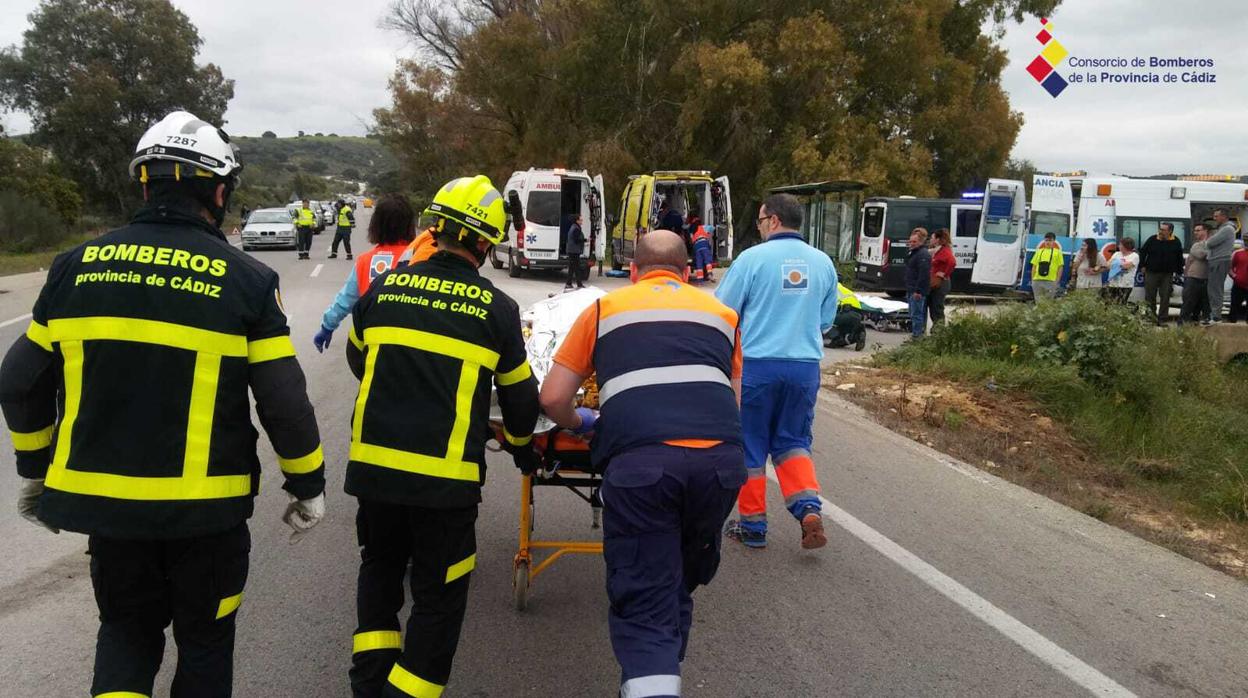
233,135,397,182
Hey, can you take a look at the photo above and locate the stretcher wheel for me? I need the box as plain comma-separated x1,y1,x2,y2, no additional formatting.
513,560,530,611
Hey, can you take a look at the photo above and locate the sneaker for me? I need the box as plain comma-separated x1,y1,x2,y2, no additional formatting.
854,330,867,352
724,520,767,549
799,508,827,550
328,253,338,259
346,254,353,260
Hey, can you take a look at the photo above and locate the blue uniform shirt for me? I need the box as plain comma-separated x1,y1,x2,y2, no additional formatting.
715,232,838,361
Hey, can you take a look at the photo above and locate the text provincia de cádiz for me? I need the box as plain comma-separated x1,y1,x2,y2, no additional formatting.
1067,56,1216,83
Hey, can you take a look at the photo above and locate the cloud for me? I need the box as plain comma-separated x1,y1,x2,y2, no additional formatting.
0,0,411,137
996,0,1248,174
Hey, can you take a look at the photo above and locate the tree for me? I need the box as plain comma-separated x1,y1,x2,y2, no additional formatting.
314,132,324,137
0,0,234,217
0,137,82,224
305,159,328,174
341,167,362,181
298,130,306,137
375,0,1060,230
261,130,277,138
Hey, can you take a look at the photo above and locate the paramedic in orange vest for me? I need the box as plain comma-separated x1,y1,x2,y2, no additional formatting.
540,230,746,698
312,194,417,352
691,223,715,283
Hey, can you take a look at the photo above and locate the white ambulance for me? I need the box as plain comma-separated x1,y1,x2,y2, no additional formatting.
491,168,606,278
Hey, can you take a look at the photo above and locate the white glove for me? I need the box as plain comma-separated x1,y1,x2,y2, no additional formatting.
18,478,58,534
282,492,325,544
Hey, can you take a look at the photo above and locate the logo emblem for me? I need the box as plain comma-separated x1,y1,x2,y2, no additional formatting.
781,263,809,292
1092,219,1109,235
370,252,394,280
1026,18,1068,97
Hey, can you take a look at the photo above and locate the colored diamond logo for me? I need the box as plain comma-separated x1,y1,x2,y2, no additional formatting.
1041,71,1068,97
1026,55,1053,82
1036,29,1051,44
1041,39,1068,66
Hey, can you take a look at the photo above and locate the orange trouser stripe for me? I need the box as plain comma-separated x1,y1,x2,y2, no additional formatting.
776,455,820,498
737,474,768,518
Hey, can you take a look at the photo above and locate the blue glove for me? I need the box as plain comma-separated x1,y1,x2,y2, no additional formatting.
572,407,597,434
313,326,333,353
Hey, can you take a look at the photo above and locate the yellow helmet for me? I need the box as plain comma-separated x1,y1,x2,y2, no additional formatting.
424,175,507,245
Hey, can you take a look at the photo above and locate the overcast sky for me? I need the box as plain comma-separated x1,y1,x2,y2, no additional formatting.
1,0,1245,176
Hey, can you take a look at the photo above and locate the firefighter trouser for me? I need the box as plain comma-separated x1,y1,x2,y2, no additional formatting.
87,523,250,698
296,226,314,255
737,359,822,534
602,443,745,698
332,226,354,255
350,499,477,698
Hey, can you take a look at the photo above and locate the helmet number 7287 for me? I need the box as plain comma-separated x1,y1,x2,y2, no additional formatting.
165,136,198,147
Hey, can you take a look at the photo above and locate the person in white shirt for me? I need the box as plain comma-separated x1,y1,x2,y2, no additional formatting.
1069,237,1106,291
1104,237,1139,304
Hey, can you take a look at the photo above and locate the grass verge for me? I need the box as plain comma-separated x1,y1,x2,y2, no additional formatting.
834,293,1248,578
0,232,97,277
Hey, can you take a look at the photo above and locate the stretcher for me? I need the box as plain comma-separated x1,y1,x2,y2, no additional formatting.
859,294,912,332
489,287,607,611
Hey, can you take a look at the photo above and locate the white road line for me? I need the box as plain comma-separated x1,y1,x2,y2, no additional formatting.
777,470,1135,697
310,263,323,278
0,313,32,329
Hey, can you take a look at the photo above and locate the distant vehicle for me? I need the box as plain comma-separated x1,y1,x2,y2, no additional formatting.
362,197,374,208
318,202,335,226
241,208,297,251
610,170,733,269
494,168,606,278
854,196,983,297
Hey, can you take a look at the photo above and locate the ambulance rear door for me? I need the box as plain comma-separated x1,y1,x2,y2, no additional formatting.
970,179,1028,288
591,174,606,262
713,176,734,261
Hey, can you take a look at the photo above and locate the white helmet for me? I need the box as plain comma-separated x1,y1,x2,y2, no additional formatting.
129,111,242,182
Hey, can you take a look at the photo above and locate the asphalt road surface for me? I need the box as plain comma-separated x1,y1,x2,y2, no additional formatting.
1,209,1246,697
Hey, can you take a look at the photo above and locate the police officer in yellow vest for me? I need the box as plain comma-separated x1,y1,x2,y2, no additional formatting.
1030,232,1065,300
0,111,326,697
330,199,356,260
344,175,539,697
294,198,317,260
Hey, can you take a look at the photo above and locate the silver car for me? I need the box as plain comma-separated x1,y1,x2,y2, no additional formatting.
241,208,297,251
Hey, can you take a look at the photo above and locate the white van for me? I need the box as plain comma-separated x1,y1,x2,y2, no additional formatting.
492,168,606,278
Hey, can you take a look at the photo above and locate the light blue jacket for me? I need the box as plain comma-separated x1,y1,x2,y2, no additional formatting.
321,272,359,332
715,232,838,361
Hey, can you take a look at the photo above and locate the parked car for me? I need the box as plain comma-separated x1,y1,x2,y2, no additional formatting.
241,208,297,251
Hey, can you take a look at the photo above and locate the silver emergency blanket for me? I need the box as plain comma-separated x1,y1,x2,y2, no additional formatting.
491,287,606,433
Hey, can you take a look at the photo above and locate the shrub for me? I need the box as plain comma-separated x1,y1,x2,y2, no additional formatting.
0,189,75,253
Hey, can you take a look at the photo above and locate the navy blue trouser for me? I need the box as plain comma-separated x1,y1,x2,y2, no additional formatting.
602,443,746,698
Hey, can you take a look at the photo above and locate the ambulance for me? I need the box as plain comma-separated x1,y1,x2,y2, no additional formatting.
610,170,733,269
492,168,606,278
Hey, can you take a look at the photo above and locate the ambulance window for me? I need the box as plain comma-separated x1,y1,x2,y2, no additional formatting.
955,209,981,237
862,206,884,237
526,191,561,227
1030,212,1070,238
884,203,938,240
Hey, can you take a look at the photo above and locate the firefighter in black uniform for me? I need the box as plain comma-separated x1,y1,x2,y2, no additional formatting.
344,174,539,697
0,111,327,698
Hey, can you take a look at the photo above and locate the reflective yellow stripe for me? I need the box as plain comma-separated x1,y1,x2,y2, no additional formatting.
48,317,247,356
11,426,54,451
182,353,220,480
279,445,323,475
43,341,250,501
95,692,150,698
247,335,296,364
363,327,500,371
352,349,379,445
503,429,532,447
349,442,479,482
444,363,479,463
445,554,476,583
45,470,253,500
215,592,243,620
387,663,444,698
49,341,83,473
495,360,532,386
26,320,52,351
353,630,402,654
349,326,363,350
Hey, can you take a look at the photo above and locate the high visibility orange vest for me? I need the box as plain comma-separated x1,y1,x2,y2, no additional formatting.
354,243,411,294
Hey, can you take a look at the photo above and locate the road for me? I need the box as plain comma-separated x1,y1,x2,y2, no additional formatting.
1,209,1246,697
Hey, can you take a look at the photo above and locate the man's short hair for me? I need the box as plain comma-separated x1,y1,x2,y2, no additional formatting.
1194,223,1207,231
1159,222,1173,233
635,230,687,276
761,193,804,230
1044,231,1056,240
1213,207,1228,218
